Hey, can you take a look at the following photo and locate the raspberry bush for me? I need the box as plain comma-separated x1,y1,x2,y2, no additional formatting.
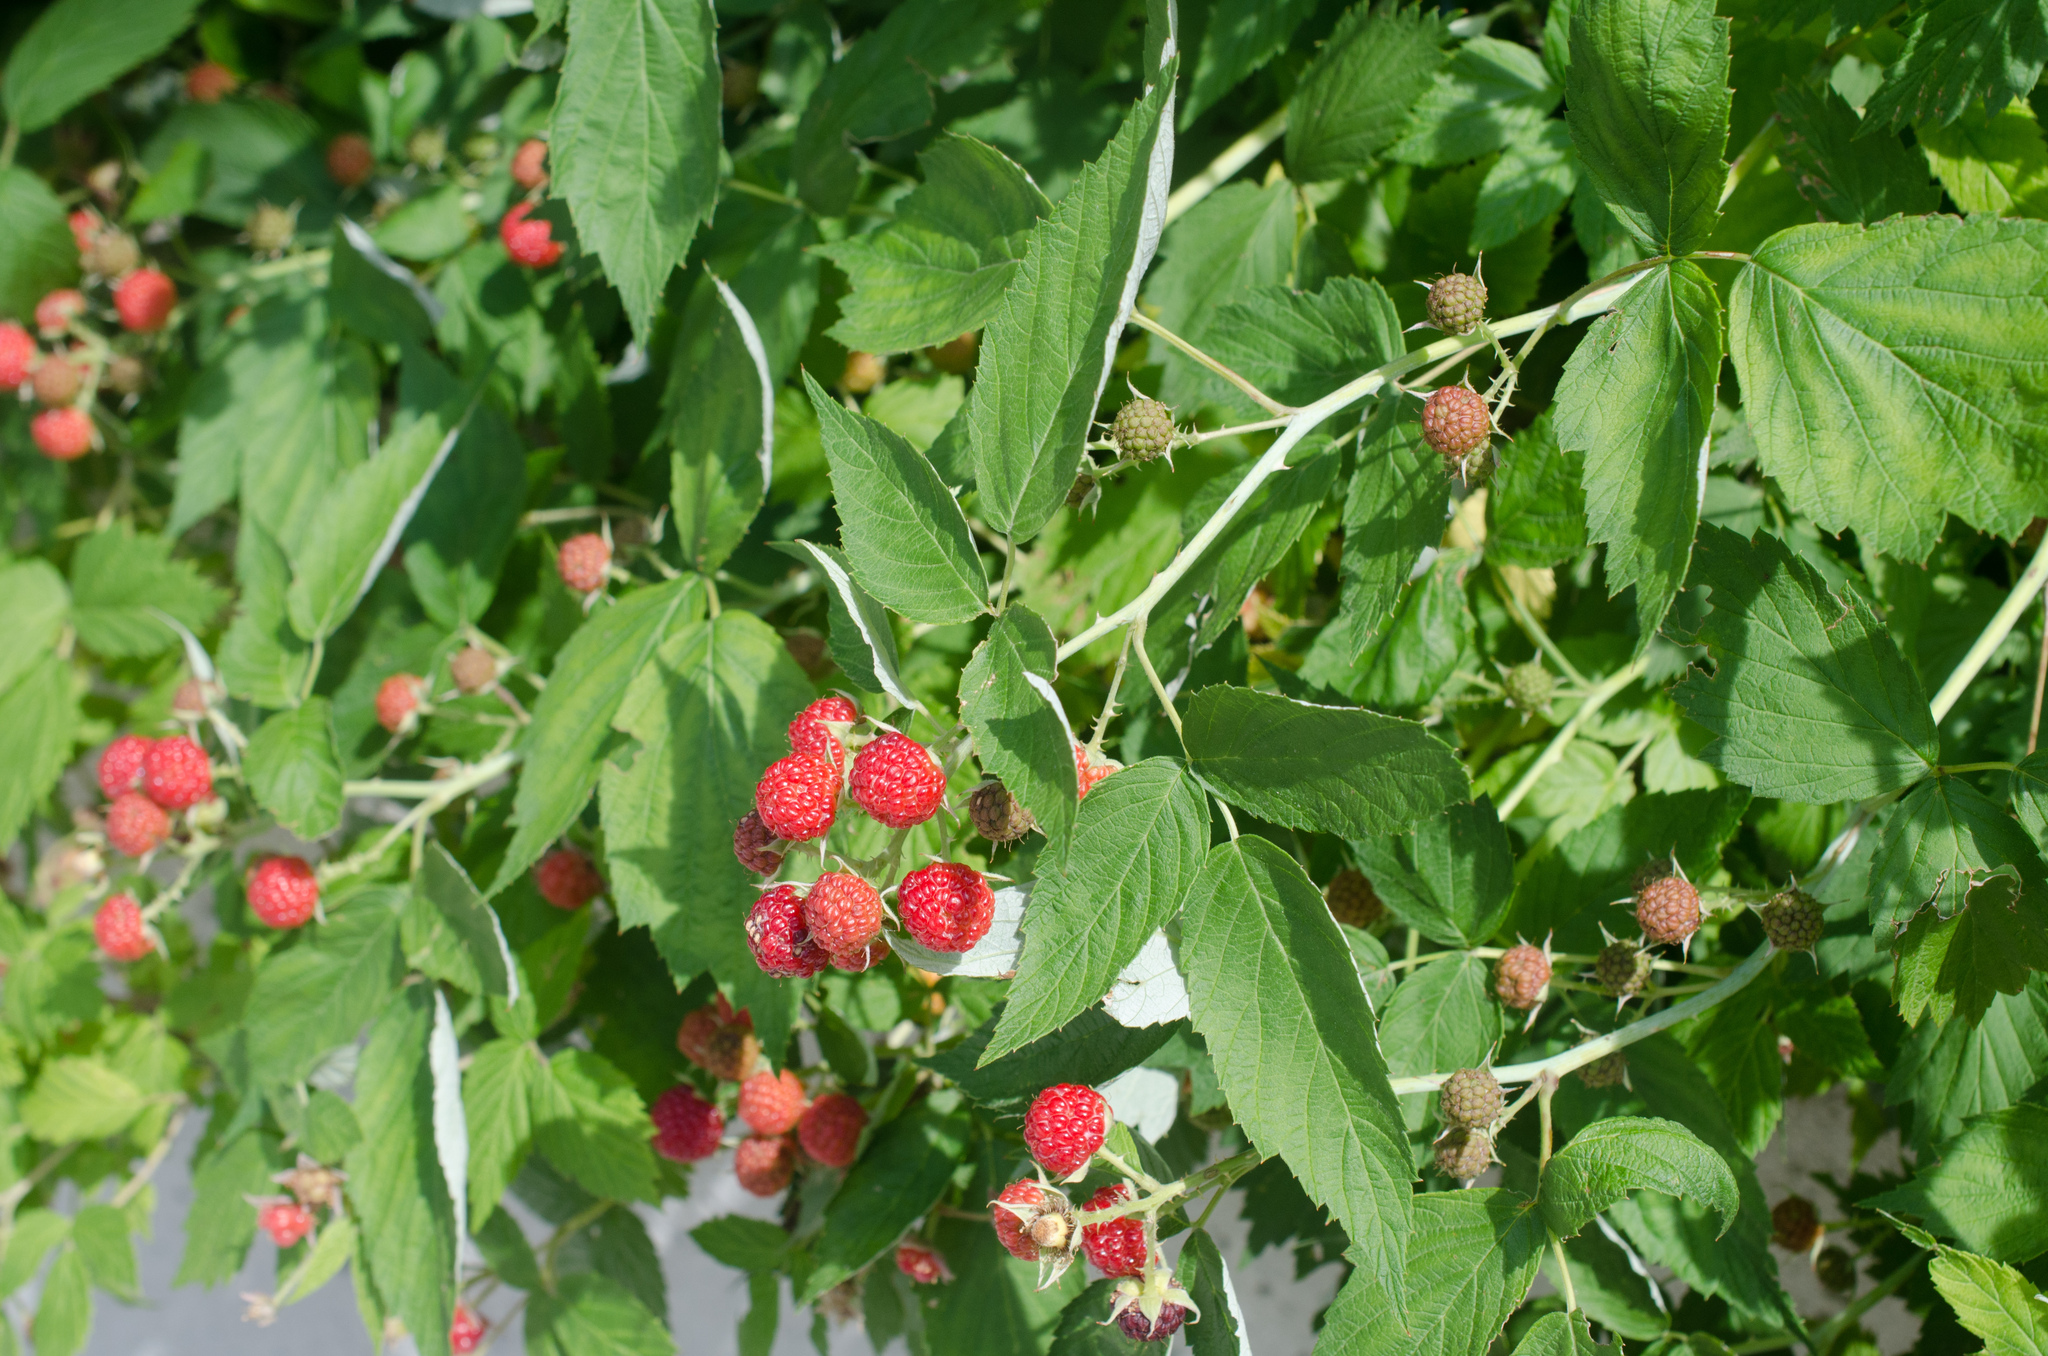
0,2,2044,1354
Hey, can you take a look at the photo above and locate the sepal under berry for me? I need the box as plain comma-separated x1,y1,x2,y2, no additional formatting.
1105,1266,1198,1343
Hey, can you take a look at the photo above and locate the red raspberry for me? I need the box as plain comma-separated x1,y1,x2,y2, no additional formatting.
650,1085,724,1162
1117,1303,1187,1342
186,61,239,103
754,755,838,842
534,847,603,910
790,695,858,772
1494,943,1551,1010
374,672,425,734
0,322,31,389
993,1180,1047,1260
1075,743,1121,798
830,939,889,972
555,532,610,593
32,406,93,460
105,792,170,857
247,856,319,930
848,732,946,828
899,862,995,953
1636,874,1701,946
98,734,154,799
1023,1084,1111,1178
114,269,176,333
802,871,883,957
798,1092,867,1168
895,1242,949,1285
34,290,84,338
511,138,549,189
258,1201,313,1248
450,1304,487,1354
1421,385,1491,460
326,133,374,188
745,884,829,977
737,1068,807,1135
500,202,563,268
676,1005,722,1067
1081,1184,1147,1277
93,893,153,962
732,811,784,875
142,735,212,810
734,1135,795,1195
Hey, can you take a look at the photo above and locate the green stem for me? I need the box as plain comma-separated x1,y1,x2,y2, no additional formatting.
317,750,518,885
1931,541,2048,722
1126,312,1292,416
1939,761,2017,775
1490,567,1588,688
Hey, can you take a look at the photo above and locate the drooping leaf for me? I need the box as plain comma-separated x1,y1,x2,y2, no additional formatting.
1554,259,1721,648
174,1132,276,1288
921,1006,1181,1113
923,1213,1081,1356
772,540,914,707
666,274,775,575
1178,1227,1252,1356
492,576,703,895
0,561,68,700
1181,837,1413,1290
968,76,1171,543
33,1249,91,1356
549,0,720,338
1775,82,1940,224
1671,524,1938,803
982,759,1208,1065
244,698,345,839
216,519,312,710
1860,0,2048,133
1287,3,1450,182
463,1038,538,1230
1185,687,1469,837
1350,798,1514,947
1891,980,2048,1147
1726,215,2048,561
397,350,525,631
805,371,988,625
1565,0,1731,255
20,1058,148,1142
2,0,205,133
820,134,1049,354
1316,1190,1545,1356
958,606,1079,848
245,893,404,1088
417,843,518,1002
1391,35,1560,169
1540,1116,1739,1241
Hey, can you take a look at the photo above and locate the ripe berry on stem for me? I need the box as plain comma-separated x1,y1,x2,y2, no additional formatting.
1023,1083,1111,1178
899,862,995,953
745,884,828,978
32,407,94,460
801,871,884,957
731,810,784,875
501,203,564,268
534,847,603,910
650,1085,724,1162
754,754,839,842
248,857,319,929
555,532,610,593
511,138,549,189
98,734,155,798
105,792,170,857
114,269,176,333
0,322,33,388
257,1201,314,1248
849,732,947,827
450,1304,487,1354
797,1092,867,1168
94,893,154,962
895,1242,949,1285
374,672,425,734
789,694,858,771
1080,1184,1147,1277
143,736,213,810
326,133,374,187
734,1135,795,1196
737,1068,806,1136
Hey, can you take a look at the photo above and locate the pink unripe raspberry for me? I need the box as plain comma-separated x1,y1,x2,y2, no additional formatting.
67,209,101,252
258,1201,314,1248
801,871,883,957
114,269,176,333
534,847,603,909
247,856,318,930
797,1092,867,1168
732,810,783,875
734,1135,795,1195
500,202,563,268
650,1085,724,1162
848,732,946,828
895,1242,949,1285
105,792,170,858
510,138,549,189
142,735,212,810
992,1179,1048,1260
1080,1183,1147,1277
374,672,425,734
450,644,497,694
754,754,839,842
31,406,94,460
1421,385,1491,460
1075,743,1121,798
789,695,859,772
0,322,32,388
745,884,828,978
450,1304,487,1354
737,1068,807,1136
1494,943,1551,1010
32,353,82,406
34,290,85,338
98,733,154,798
555,532,609,593
899,862,995,953
93,893,154,962
1023,1083,1111,1178
326,133,374,188
1635,874,1701,946
185,61,239,103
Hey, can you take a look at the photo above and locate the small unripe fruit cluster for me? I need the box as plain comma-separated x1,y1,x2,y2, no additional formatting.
510,138,549,189
246,202,296,254
895,1242,949,1285
1634,874,1701,947
1111,396,1175,461
1770,1194,1822,1252
677,998,758,1081
1493,943,1550,1010
1576,1050,1628,1088
326,133,375,188
375,672,426,734
1421,385,1491,463
1434,1127,1494,1181
842,350,885,393
1760,888,1823,953
1324,868,1384,930
1593,940,1652,1000
1501,661,1554,714
556,532,610,593
1437,1067,1503,1129
968,780,1035,844
1425,270,1488,334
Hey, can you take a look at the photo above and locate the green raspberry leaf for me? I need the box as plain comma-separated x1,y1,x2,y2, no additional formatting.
1773,83,1940,225
800,1095,969,1301
2,0,204,134
1540,1116,1739,1243
1287,3,1450,182
1859,0,2048,134
1862,1104,2048,1263
958,606,1079,848
1317,1190,1543,1356
1870,776,2048,939
1391,36,1559,170
1351,798,1514,948
244,699,345,841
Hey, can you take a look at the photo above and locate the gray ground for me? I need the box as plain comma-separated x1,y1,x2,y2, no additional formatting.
65,1087,1916,1355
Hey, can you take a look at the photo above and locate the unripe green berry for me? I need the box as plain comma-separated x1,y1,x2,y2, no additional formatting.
1576,1050,1627,1088
1434,1127,1493,1181
246,202,296,254
1501,661,1554,714
407,126,448,170
969,781,1035,844
1427,271,1487,335
1421,386,1491,461
1593,941,1652,1000
1438,1067,1503,1129
1112,396,1175,461
1760,889,1824,953
1323,868,1384,930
